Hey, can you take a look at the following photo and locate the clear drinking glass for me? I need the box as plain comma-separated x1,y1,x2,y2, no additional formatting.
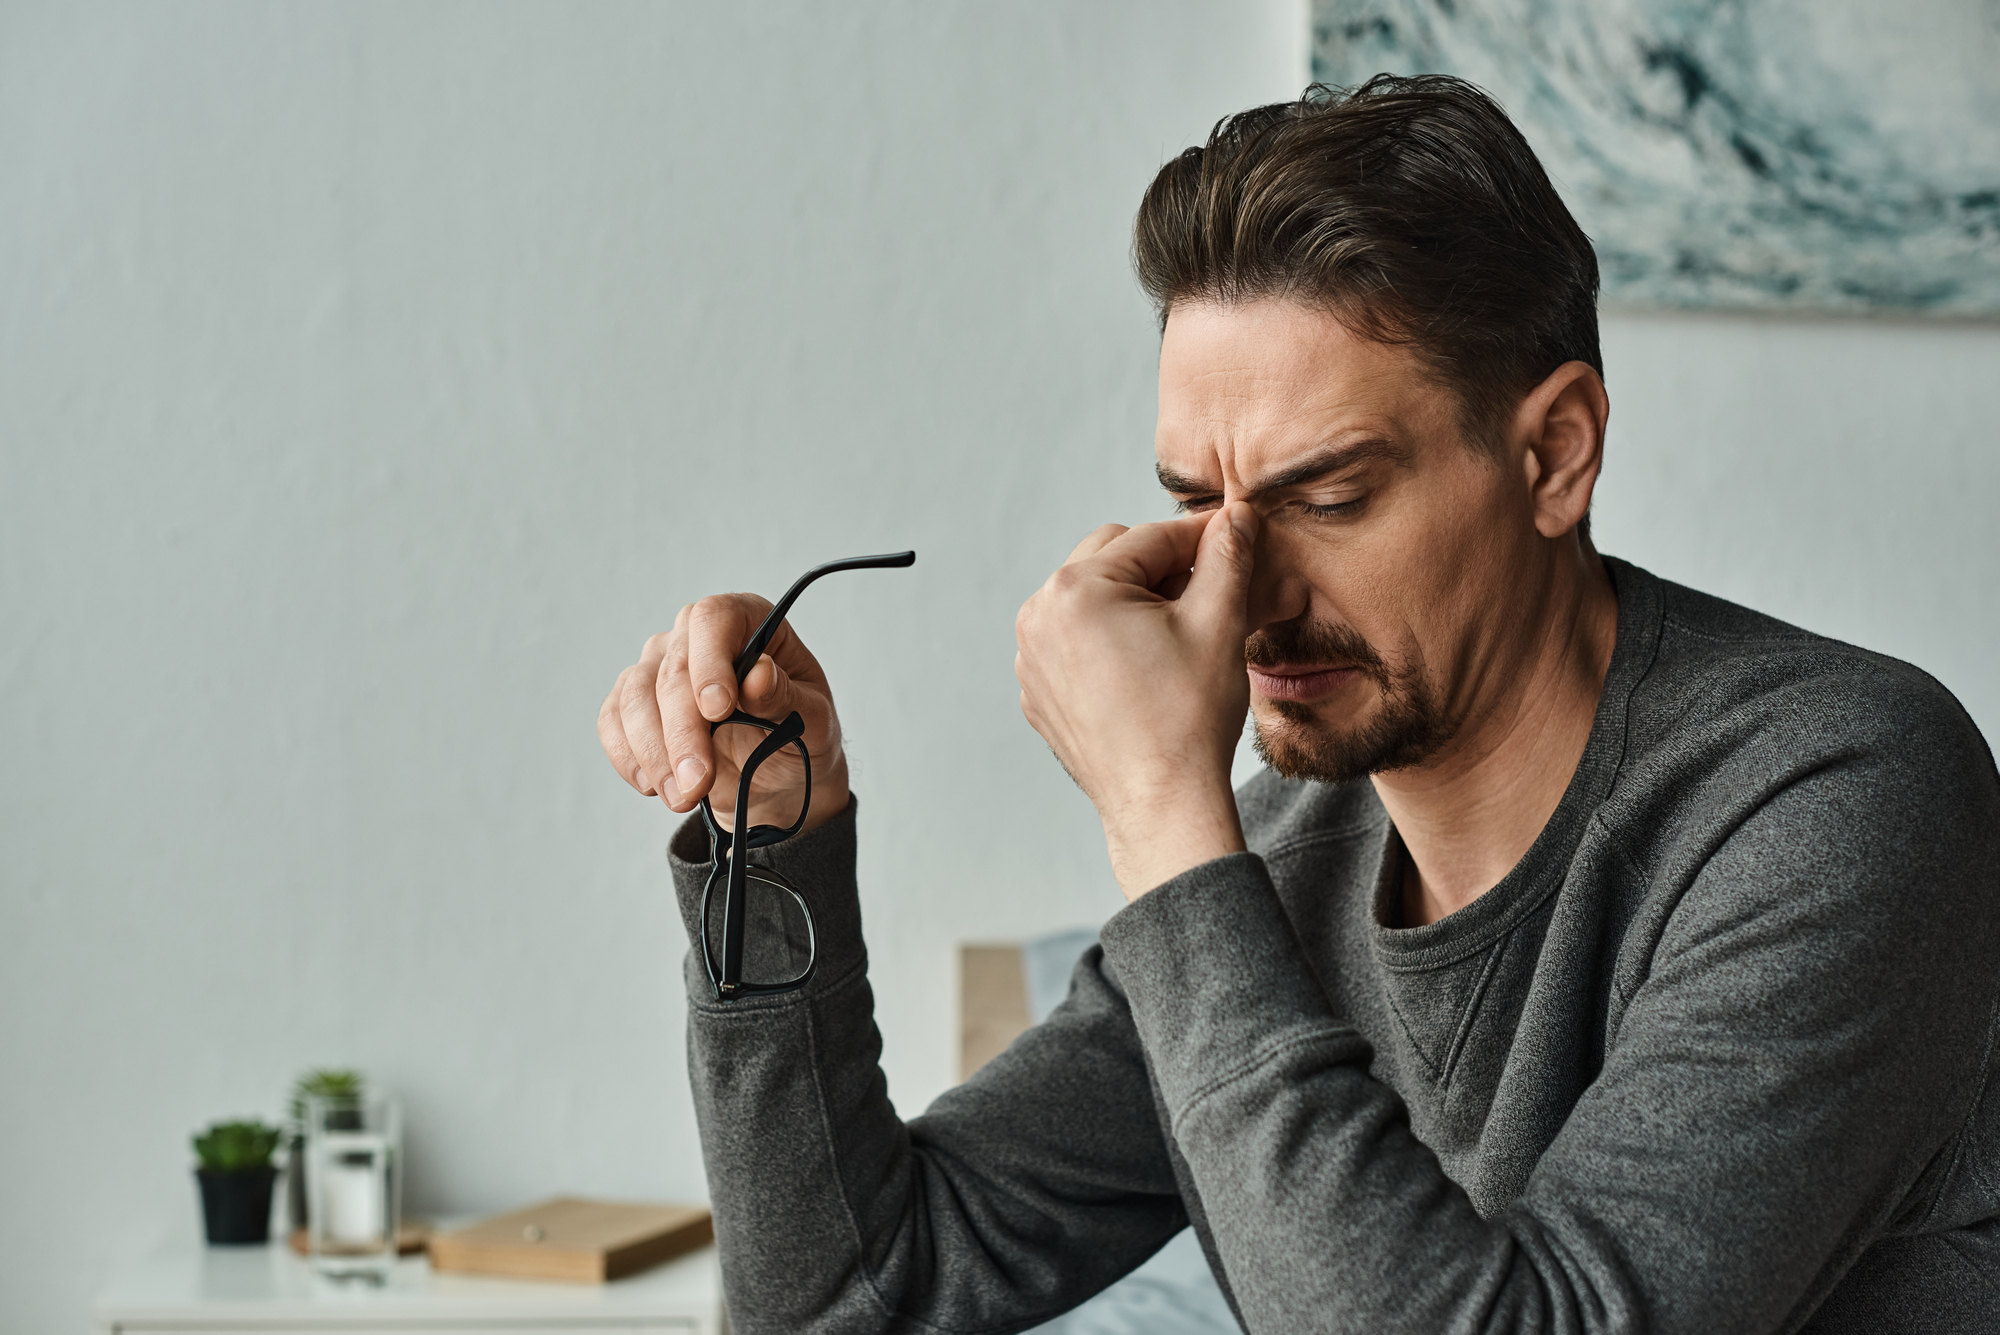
303,1094,401,1283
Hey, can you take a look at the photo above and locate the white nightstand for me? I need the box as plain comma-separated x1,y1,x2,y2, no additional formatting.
91,1240,728,1334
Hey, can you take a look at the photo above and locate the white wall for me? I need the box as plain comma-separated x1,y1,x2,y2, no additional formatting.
0,3,1307,1330
1,3,1994,1332
1594,311,1999,740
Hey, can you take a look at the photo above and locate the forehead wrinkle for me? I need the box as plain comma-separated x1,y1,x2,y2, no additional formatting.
1158,306,1424,494
1161,406,1364,498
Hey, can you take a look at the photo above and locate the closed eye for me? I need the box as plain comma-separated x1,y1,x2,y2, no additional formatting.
1300,499,1362,518
1173,495,1223,515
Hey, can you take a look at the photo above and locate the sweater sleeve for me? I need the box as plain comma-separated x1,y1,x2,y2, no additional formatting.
1097,689,2000,1334
670,797,1188,1335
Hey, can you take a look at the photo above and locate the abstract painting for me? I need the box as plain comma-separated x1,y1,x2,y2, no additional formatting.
1310,0,2000,314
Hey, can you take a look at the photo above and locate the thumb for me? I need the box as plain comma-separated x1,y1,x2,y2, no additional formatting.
740,653,798,718
1180,502,1257,630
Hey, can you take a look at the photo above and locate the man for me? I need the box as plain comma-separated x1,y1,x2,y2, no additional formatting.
598,77,2000,1333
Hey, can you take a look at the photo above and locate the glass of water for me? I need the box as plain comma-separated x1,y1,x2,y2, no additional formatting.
303,1094,401,1283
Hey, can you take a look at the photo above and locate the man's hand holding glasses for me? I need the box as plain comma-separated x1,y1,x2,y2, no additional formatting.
601,591,844,832
598,553,915,1000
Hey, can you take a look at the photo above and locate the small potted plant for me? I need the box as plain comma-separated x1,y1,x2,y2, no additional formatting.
286,1069,365,1234
192,1120,281,1244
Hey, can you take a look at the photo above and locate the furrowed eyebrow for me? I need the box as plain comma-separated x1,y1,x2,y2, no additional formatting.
1155,464,1217,496
1248,438,1412,494
1155,438,1412,503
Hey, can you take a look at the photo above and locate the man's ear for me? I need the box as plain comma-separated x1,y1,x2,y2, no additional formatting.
1511,361,1608,539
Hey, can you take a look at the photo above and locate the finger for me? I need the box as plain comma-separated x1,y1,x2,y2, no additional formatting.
739,653,796,717
747,614,833,694
598,670,654,794
1178,502,1258,629
741,652,840,758
1081,513,1210,592
687,594,771,723
1062,523,1129,567
657,626,720,811
620,631,681,805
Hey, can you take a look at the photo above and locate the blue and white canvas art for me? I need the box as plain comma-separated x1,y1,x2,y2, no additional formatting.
1310,0,2000,314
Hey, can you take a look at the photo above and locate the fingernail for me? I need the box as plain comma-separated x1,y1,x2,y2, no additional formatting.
676,757,704,792
662,774,682,807
699,684,729,719
634,768,654,795
1230,503,1255,545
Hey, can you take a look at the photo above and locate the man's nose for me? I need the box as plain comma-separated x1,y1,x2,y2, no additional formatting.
1243,521,1310,632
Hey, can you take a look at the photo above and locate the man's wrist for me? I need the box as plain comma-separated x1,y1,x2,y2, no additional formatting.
800,764,851,835
737,760,848,836
1102,783,1246,901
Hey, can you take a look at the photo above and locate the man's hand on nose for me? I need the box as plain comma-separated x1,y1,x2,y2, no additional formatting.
1014,502,1259,900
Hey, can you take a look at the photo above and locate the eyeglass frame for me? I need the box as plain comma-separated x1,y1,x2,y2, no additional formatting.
697,550,915,1001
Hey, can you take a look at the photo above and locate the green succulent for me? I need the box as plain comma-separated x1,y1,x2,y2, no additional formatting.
193,1119,281,1172
288,1068,364,1126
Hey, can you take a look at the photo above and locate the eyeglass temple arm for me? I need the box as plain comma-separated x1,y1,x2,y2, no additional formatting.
728,712,809,853
721,712,810,991
729,551,916,683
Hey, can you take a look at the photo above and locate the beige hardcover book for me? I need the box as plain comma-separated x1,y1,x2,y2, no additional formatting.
960,942,1032,1082
427,1196,713,1283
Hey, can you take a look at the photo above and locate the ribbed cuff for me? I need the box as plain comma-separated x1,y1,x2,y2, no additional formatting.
668,794,866,1010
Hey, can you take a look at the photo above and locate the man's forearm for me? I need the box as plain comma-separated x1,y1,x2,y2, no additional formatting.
1097,740,1999,1335
1100,852,1559,1332
670,798,1188,1334
670,802,894,1331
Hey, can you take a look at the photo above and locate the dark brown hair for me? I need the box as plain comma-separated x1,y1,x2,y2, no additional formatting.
1134,75,1601,447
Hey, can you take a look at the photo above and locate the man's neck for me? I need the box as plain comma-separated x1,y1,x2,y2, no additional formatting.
1373,545,1619,928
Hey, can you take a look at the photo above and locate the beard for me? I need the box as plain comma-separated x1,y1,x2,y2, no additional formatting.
1246,616,1450,785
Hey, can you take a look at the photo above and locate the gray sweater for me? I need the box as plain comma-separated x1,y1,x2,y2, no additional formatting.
667,559,2000,1333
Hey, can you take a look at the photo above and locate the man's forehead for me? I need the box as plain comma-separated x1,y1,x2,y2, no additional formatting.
1155,301,1425,488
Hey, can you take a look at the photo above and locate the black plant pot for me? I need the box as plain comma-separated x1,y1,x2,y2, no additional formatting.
197,1167,277,1245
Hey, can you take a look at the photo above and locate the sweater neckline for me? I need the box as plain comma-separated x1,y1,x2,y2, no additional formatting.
1366,557,1664,970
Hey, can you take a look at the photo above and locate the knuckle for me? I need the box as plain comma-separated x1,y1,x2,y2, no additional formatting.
656,679,697,724
663,723,708,764
1016,601,1046,644
628,713,668,752
658,641,691,684
692,593,736,621
689,598,741,659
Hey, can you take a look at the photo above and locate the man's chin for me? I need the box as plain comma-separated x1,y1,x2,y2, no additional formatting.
1248,694,1450,786
1249,705,1372,786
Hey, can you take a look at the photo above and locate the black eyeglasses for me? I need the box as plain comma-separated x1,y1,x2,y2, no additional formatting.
699,551,915,1002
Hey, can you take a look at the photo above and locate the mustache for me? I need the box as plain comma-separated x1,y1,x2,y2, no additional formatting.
1245,617,1389,685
